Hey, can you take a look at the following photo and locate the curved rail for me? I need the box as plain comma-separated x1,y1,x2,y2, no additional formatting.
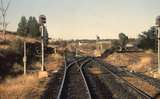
57,56,67,99
91,58,153,99
79,59,92,99
57,57,92,99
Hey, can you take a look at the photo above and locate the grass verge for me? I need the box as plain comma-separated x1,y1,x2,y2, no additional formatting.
0,74,46,99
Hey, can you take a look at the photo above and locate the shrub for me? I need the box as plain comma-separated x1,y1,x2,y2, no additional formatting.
9,39,23,55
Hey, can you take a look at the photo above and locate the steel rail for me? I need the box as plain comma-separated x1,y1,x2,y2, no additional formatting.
99,56,160,90
57,57,91,99
79,59,92,99
57,56,67,99
91,59,153,99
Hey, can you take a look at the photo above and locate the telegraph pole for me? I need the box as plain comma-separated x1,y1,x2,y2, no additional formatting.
156,16,160,73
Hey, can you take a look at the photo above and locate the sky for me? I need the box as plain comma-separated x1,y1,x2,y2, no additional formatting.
5,0,160,39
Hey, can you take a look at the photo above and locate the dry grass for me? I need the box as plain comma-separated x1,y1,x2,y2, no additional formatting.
105,52,157,72
105,52,140,66
0,45,10,49
145,71,160,79
128,56,154,72
0,33,39,50
0,74,45,99
33,53,64,72
0,33,39,43
46,53,64,71
123,77,158,97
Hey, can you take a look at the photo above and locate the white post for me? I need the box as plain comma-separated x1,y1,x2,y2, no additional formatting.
23,41,27,75
54,47,57,54
158,27,160,73
41,25,44,71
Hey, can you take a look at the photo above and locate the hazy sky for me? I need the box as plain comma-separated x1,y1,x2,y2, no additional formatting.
6,0,160,39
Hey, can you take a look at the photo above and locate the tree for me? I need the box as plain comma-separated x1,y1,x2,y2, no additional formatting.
119,33,128,50
17,16,28,36
136,26,157,51
0,0,11,40
112,40,120,48
27,16,40,37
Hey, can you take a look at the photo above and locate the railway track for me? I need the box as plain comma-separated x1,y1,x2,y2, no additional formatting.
95,57,160,97
42,52,157,99
57,56,92,99
90,58,153,99
101,51,160,91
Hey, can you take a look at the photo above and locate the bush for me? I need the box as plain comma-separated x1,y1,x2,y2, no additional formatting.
136,26,157,51
111,40,120,48
9,39,23,55
12,63,23,73
0,39,10,45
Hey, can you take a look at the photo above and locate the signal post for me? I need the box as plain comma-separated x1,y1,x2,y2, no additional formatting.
38,15,48,78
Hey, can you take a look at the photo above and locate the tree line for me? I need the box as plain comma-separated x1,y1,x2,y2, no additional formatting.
17,16,41,38
112,26,157,52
